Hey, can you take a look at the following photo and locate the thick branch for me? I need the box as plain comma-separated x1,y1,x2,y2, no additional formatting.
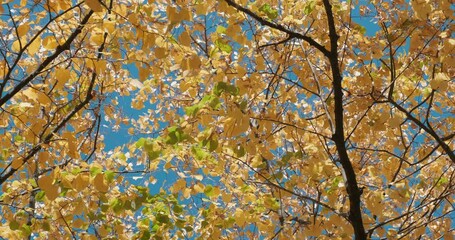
322,0,366,239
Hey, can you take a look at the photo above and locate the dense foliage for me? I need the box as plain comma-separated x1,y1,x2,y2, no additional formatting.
0,0,453,239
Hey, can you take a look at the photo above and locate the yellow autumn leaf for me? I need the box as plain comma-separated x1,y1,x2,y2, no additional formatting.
38,151,49,167
167,6,179,23
72,173,90,191
234,209,246,226
103,20,115,34
189,54,201,69
22,88,50,105
27,38,41,55
72,218,85,229
179,8,192,21
43,36,58,50
17,24,29,38
30,118,45,134
62,132,78,158
93,173,109,193
155,47,167,59
85,0,103,12
179,31,192,47
0,113,8,128
38,174,59,201
138,65,150,81
410,0,431,20
229,110,249,137
11,158,23,169
90,31,104,46
54,68,70,90
183,188,191,198
430,73,449,90
11,40,21,52
193,183,204,193
172,178,186,193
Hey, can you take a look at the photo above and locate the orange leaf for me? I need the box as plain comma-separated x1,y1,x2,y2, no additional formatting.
85,0,103,12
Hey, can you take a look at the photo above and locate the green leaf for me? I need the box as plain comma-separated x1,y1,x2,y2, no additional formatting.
173,204,184,213
105,170,115,182
35,191,45,202
437,176,449,186
135,138,146,148
156,213,170,224
101,203,109,212
89,166,102,176
184,105,201,116
42,221,50,231
259,4,278,20
204,185,214,197
304,1,316,15
147,150,161,161
20,224,32,236
175,218,186,228
208,96,221,109
71,167,82,175
239,99,248,111
207,139,218,152
140,230,151,240
191,146,209,160
14,135,23,143
112,199,124,213
215,39,232,53
60,187,69,197
29,179,37,188
151,224,159,233
213,82,239,96
165,127,189,145
216,25,226,34
234,145,245,158
9,221,20,230
355,25,366,35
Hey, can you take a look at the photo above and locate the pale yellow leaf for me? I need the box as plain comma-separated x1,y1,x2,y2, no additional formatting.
27,38,41,55
90,31,104,46
430,73,449,90
12,40,21,52
130,79,144,89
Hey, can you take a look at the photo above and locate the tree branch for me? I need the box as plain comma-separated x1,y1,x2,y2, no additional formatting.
0,10,94,107
322,0,366,238
222,0,330,57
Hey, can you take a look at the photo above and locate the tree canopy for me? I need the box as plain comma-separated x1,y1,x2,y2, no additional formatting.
0,0,454,239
